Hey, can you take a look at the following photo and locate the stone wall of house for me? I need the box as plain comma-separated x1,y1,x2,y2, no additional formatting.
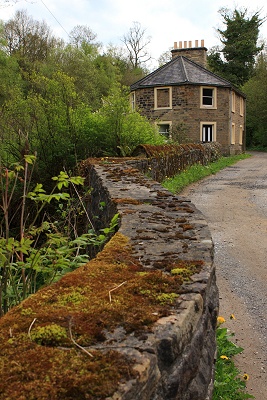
134,85,245,155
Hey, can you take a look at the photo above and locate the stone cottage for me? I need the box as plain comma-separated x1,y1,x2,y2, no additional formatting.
130,40,246,155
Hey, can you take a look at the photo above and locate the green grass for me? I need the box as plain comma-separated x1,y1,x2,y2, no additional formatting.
213,317,254,399
162,153,251,194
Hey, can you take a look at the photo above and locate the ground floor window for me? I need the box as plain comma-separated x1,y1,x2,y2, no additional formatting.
231,123,236,144
157,122,172,138
239,125,243,145
200,122,217,142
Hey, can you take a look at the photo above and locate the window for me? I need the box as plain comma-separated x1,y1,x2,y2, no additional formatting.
200,122,217,142
239,125,243,145
231,123,236,144
130,92,135,111
231,91,236,113
154,87,172,109
157,122,172,138
200,87,217,109
240,98,244,116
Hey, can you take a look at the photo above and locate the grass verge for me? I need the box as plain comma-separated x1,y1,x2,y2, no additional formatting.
162,153,251,194
213,316,254,399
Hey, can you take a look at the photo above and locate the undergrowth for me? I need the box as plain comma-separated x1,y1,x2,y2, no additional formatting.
213,316,254,399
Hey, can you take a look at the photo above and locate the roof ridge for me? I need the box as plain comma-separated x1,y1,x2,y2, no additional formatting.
180,56,189,82
181,56,232,85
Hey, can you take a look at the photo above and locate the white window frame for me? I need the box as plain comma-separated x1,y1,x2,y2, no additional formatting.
154,87,172,110
239,125,243,145
240,97,244,116
156,121,172,138
200,86,217,109
130,91,135,111
231,123,236,144
200,122,217,142
231,91,236,113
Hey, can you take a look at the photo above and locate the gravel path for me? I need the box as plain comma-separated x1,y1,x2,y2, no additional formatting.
180,152,267,399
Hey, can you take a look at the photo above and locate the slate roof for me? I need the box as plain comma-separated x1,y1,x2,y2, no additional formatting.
130,56,233,91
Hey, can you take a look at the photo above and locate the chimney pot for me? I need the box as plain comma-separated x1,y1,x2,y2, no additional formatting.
184,41,187,48
174,41,177,49
195,40,198,47
189,40,192,48
201,39,204,47
179,41,182,49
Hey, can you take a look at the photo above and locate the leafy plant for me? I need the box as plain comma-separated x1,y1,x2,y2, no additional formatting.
0,155,118,315
213,317,254,399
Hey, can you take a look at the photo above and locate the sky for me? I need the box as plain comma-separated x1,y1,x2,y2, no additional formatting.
1,0,267,68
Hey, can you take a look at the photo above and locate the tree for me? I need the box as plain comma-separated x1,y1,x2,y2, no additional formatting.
207,8,266,87
2,9,62,69
121,21,151,70
69,25,100,53
243,53,267,147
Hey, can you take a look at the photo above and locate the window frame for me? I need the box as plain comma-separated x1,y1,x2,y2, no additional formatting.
130,91,135,111
231,123,236,144
200,121,217,142
154,87,172,110
200,86,217,109
231,91,236,113
156,121,172,138
239,97,244,116
239,125,243,145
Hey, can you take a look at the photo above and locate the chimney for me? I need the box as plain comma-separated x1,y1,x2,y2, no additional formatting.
171,39,207,68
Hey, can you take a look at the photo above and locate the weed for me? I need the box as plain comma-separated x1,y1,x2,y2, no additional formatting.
213,316,254,399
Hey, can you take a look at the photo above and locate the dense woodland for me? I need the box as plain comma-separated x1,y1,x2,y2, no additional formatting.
0,6,267,313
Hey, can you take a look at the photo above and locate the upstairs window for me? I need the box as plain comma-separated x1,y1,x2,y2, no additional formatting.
231,91,236,113
200,87,217,109
240,97,244,116
154,87,172,109
130,92,135,111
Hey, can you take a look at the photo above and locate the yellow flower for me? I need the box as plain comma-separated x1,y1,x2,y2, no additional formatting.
243,373,249,381
230,314,236,320
217,316,226,325
220,355,229,360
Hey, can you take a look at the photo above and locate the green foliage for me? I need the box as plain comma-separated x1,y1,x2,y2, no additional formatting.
242,54,267,148
207,8,265,87
213,320,254,399
0,11,151,176
81,86,165,157
0,156,119,315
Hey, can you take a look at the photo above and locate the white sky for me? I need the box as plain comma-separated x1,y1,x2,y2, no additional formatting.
1,0,267,68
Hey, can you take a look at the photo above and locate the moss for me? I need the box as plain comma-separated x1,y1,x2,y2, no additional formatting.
31,323,68,346
156,293,179,305
20,307,34,316
0,232,201,399
113,198,141,205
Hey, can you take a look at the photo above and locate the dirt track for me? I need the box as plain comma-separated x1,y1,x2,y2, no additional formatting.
180,152,267,399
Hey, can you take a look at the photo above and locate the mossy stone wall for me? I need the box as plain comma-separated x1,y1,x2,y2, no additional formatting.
0,144,219,399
